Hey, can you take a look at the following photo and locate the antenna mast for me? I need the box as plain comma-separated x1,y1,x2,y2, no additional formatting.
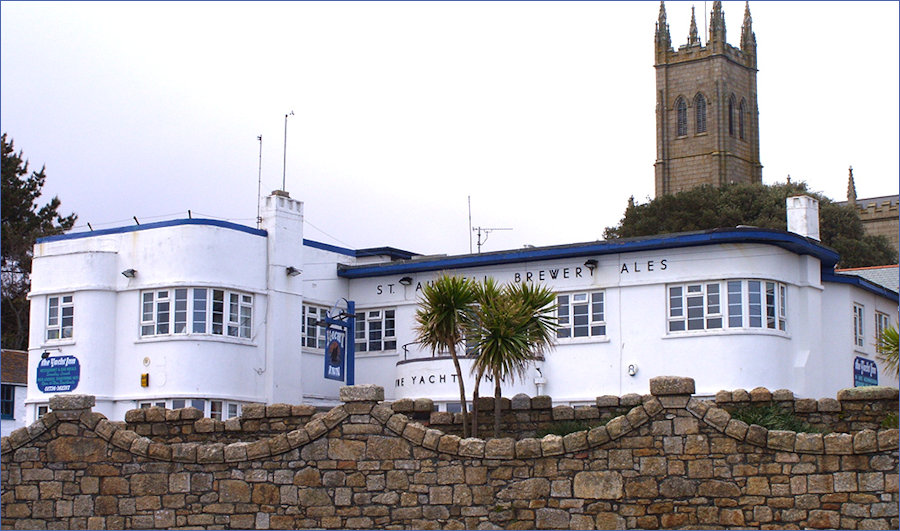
256,135,263,229
472,226,512,254
468,196,473,254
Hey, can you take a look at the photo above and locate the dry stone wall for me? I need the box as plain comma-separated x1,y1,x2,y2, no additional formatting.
2,377,898,530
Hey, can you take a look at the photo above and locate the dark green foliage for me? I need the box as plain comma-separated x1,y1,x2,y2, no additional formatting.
1,134,77,349
729,403,821,433
603,182,896,268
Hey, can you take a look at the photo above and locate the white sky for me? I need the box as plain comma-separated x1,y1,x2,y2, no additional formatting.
2,1,898,257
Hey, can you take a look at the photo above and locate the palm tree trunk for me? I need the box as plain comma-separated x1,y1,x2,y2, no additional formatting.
471,365,486,438
493,370,502,438
448,344,469,438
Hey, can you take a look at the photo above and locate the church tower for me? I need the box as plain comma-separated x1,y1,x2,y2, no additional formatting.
654,1,762,197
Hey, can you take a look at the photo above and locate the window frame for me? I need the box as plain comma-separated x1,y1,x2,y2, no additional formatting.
140,287,253,340
853,304,865,348
738,99,746,140
1,384,14,420
355,308,397,353
675,97,688,137
667,279,787,334
46,294,74,341
694,93,707,134
875,311,891,353
302,303,330,349
556,290,607,340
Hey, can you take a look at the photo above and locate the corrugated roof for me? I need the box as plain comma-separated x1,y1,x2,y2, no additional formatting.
1,350,28,385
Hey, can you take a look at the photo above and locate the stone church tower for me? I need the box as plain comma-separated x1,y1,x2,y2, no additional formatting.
654,1,762,197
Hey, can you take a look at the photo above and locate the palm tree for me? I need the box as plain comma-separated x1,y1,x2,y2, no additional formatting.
877,324,899,378
469,277,503,437
471,281,557,437
414,274,476,438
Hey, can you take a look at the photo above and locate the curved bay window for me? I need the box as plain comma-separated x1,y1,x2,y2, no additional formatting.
140,288,253,339
668,280,786,333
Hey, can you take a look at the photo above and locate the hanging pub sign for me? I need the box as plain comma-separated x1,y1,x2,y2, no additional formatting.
853,356,878,387
36,355,81,392
324,327,346,381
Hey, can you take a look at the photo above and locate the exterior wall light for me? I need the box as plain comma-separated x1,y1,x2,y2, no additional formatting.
121,269,137,278
399,276,413,286
583,259,598,268
286,266,302,277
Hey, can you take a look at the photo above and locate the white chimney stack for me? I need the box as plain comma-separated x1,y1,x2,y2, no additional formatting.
786,195,820,241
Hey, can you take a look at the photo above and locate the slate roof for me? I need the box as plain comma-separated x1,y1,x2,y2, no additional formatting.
1,349,28,385
835,265,899,294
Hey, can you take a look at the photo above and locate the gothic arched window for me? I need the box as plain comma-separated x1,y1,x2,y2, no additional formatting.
728,95,736,137
676,97,687,137
694,93,707,134
739,99,746,140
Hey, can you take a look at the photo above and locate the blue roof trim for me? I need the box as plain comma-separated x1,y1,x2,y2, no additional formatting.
337,228,841,279
303,239,420,260
823,272,900,303
303,239,357,257
37,219,267,243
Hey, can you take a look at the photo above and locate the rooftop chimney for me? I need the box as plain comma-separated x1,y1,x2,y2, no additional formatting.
786,195,820,241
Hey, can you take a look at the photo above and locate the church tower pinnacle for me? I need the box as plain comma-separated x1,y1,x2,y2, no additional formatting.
687,6,701,47
653,1,762,197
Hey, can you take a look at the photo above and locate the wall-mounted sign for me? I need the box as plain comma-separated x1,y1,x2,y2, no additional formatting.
324,328,346,381
36,355,80,393
853,356,878,387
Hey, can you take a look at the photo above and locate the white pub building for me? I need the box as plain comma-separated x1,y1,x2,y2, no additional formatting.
23,191,898,423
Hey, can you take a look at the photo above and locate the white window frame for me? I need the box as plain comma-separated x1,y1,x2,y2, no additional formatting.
355,309,397,352
875,311,891,352
853,304,865,348
138,398,240,420
668,280,786,334
140,288,253,339
557,291,606,339
302,303,330,349
46,294,74,341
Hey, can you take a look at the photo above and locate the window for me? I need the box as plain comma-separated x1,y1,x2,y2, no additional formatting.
728,95,736,136
302,304,329,349
853,304,865,348
676,97,688,136
138,398,236,419
141,288,253,339
37,405,48,419
1,384,14,419
210,400,241,421
668,280,786,333
694,93,707,133
47,294,74,340
557,291,606,339
355,309,397,352
738,99,746,140
876,312,891,352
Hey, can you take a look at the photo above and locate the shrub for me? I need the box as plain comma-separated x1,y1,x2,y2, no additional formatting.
536,420,598,438
730,403,821,433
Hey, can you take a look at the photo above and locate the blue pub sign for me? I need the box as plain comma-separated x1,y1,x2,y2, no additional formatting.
36,355,81,392
853,356,878,387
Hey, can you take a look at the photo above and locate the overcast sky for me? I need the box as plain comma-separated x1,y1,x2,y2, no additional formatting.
2,1,897,257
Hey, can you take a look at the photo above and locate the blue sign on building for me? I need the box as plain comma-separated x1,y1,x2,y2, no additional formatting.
36,355,81,392
853,356,878,387
324,328,346,381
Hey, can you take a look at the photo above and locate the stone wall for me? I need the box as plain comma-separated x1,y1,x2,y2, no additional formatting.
2,378,898,530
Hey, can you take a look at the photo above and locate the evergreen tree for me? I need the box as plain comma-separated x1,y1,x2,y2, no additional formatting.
2,133,77,349
603,182,896,269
